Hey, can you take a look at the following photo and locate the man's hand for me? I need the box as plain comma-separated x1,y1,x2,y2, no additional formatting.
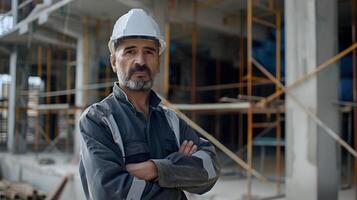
126,161,158,181
179,140,197,155
126,141,197,181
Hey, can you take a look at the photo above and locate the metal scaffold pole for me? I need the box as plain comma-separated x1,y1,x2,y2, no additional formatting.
238,10,245,157
66,48,72,153
45,47,52,144
164,23,170,98
35,46,43,150
246,0,253,198
275,9,282,195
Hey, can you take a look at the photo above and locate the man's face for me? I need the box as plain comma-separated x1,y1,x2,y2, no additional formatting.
111,38,160,91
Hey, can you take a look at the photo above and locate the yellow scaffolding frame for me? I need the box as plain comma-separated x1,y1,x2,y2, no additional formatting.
247,0,283,197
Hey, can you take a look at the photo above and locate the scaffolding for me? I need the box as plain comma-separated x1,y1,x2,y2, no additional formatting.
165,0,357,199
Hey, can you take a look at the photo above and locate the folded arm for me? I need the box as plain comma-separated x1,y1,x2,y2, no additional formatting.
151,118,221,194
126,140,197,181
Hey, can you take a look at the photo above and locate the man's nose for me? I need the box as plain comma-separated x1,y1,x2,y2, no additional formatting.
134,51,146,66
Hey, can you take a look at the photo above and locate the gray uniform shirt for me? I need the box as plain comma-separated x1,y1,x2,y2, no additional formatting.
79,83,220,200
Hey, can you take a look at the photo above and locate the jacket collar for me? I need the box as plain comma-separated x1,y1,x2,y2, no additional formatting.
113,82,161,109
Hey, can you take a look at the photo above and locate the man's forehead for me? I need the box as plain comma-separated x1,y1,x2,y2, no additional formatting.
118,38,158,49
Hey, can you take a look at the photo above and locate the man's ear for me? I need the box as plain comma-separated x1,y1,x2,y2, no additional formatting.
110,54,117,72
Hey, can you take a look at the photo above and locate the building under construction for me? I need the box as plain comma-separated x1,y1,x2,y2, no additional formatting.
0,0,356,199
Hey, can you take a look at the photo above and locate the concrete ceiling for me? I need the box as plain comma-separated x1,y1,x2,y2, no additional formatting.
68,0,132,20
0,0,283,62
0,0,282,41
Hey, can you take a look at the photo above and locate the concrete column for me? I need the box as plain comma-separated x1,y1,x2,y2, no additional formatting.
7,48,17,153
285,0,339,199
74,38,84,159
11,0,18,24
6,47,27,154
316,0,339,199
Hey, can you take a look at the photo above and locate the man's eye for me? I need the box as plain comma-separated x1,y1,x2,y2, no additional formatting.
144,50,154,55
125,50,135,55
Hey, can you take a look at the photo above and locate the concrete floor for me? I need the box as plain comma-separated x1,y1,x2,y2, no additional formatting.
188,177,354,200
0,152,354,200
188,178,283,200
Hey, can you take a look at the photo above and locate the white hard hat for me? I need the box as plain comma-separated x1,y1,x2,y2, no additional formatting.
108,9,166,55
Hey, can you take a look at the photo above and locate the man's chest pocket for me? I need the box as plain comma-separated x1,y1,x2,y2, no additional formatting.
124,140,150,164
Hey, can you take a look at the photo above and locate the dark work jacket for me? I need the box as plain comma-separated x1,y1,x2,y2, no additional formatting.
79,83,220,200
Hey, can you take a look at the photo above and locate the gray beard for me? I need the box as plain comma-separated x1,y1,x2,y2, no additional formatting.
117,69,153,91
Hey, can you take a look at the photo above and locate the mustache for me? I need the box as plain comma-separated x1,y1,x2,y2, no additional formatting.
128,64,152,78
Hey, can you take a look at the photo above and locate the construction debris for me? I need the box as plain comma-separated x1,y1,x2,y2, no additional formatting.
0,179,46,200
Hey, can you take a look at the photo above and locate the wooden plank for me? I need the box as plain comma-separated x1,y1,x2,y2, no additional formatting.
171,81,274,92
18,0,32,9
173,102,250,111
45,174,71,200
169,106,284,114
252,122,276,128
257,43,357,107
253,16,276,28
28,104,70,110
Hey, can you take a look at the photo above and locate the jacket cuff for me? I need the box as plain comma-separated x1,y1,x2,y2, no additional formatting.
150,159,172,186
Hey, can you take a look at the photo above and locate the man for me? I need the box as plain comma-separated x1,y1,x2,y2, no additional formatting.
79,9,220,200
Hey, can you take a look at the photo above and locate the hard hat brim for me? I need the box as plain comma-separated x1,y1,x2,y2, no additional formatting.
109,35,166,55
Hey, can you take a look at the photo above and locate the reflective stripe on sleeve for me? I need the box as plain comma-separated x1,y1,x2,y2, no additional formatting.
126,177,146,200
192,150,216,179
103,114,125,161
162,107,180,148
